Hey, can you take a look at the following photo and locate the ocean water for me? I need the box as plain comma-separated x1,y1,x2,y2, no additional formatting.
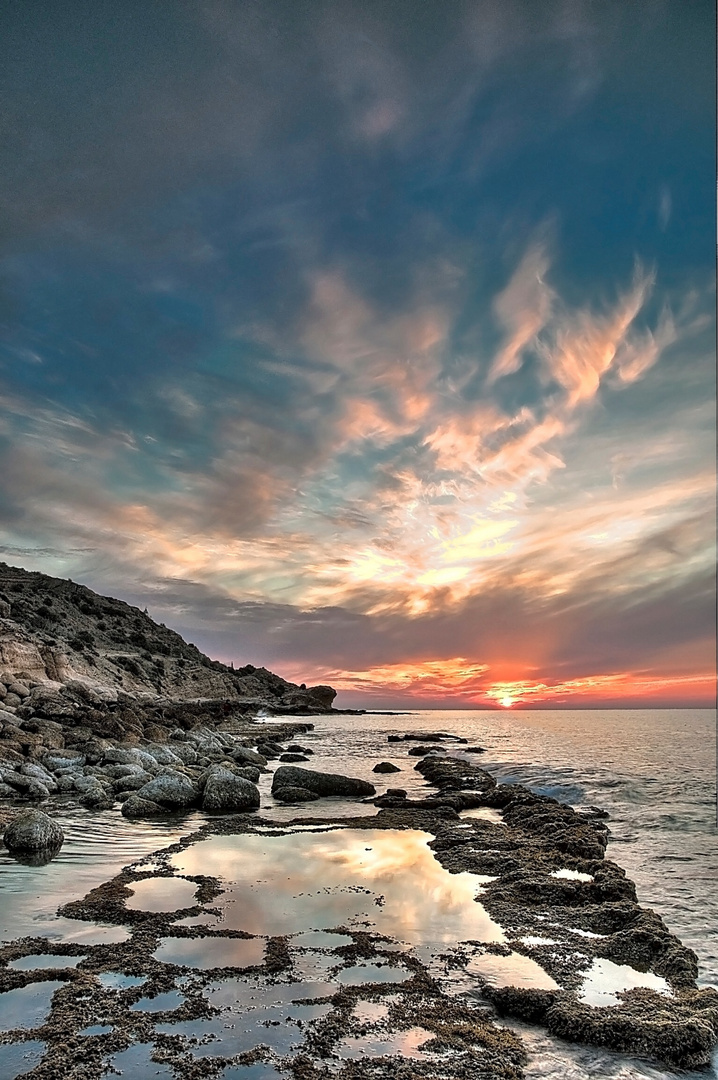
256,707,718,1079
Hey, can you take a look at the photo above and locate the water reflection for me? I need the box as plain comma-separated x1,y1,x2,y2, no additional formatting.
466,952,560,990
0,982,63,1031
338,1026,436,1060
154,935,265,969
170,829,505,949
126,876,197,912
579,958,672,1007
0,1039,46,1078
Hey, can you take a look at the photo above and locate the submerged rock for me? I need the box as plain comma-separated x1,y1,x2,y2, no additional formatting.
3,808,64,851
373,761,401,773
273,785,321,803
271,765,375,798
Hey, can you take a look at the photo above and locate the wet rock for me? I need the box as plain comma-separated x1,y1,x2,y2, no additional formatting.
464,746,486,753
201,767,260,812
273,785,321,803
386,788,407,798
136,773,197,809
256,741,283,759
408,745,444,756
373,761,401,773
121,795,165,818
42,751,85,772
231,746,268,768
234,765,260,783
279,752,309,762
388,731,468,743
3,808,64,851
286,743,313,754
271,765,376,798
544,990,718,1070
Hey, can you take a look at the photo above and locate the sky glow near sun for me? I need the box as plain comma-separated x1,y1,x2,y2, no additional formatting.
0,1,714,708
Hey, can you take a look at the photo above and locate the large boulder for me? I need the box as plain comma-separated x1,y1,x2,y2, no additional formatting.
271,766,375,798
136,773,197,809
201,767,260,813
3,809,64,851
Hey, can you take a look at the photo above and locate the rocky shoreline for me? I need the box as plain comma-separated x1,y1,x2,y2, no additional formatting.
1,712,717,1078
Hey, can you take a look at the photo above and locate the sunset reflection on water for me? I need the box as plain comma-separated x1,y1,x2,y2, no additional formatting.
170,828,505,948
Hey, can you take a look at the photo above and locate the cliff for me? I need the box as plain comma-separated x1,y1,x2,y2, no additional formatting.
0,562,335,715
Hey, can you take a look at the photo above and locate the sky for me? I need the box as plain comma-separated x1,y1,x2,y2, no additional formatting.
0,0,714,709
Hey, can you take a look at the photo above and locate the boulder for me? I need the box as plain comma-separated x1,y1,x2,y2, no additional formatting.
201,768,260,812
3,809,64,851
136,773,197,809
232,747,268,768
43,751,85,772
286,744,313,755
235,766,260,783
279,753,309,762
373,761,401,773
121,795,165,818
386,788,407,798
273,786,321,803
145,744,182,766
271,766,375,798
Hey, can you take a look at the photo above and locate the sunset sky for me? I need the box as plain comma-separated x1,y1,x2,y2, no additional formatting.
0,1,714,708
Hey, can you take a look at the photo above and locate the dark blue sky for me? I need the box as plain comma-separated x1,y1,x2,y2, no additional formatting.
0,0,714,706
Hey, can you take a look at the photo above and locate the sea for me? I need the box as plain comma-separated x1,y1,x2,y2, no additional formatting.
1,707,716,1079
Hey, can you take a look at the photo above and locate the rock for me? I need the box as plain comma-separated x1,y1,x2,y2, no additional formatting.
0,707,20,727
145,744,182,766
8,682,30,699
286,744,313,755
373,761,401,773
464,746,486,753
201,767,260,812
136,773,197,809
121,795,165,818
43,751,85,772
271,766,375,798
164,742,197,765
235,766,260,783
306,685,336,709
232,747,268,768
273,786,321,803
279,753,309,762
385,788,407,798
408,745,444,756
3,809,64,851
3,694,22,708
80,787,115,809
256,742,283,758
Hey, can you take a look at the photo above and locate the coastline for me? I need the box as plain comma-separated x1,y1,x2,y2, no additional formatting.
1,708,717,1078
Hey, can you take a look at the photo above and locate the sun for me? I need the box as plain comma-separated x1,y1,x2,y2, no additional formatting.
500,696,514,708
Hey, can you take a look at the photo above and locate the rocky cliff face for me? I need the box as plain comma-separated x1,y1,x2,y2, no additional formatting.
0,562,335,714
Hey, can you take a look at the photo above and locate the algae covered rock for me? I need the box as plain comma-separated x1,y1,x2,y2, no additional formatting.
3,808,64,851
273,786,321,803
